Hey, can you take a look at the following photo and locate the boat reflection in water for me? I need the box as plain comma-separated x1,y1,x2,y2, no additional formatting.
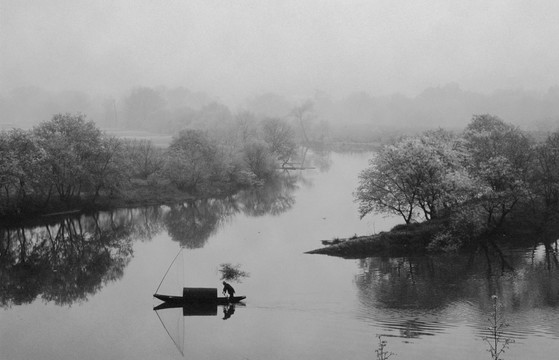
154,301,243,317
153,302,246,356
153,287,246,355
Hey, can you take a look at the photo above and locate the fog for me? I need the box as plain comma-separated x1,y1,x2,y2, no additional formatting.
2,0,559,129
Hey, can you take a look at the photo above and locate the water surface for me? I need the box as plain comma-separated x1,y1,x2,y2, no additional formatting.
1,151,558,360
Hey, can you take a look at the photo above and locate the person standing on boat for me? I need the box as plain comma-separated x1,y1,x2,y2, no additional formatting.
222,281,235,300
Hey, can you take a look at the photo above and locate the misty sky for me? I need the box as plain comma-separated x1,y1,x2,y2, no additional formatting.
2,0,559,105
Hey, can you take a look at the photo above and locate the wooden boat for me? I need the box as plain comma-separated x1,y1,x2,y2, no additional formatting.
153,251,246,310
154,287,246,306
154,293,246,304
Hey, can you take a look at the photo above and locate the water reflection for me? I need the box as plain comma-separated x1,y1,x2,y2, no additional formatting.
296,146,333,173
154,302,243,356
154,301,220,316
308,148,333,173
354,242,559,338
237,175,297,217
164,199,233,249
0,214,137,307
222,303,236,320
0,175,299,308
164,175,297,247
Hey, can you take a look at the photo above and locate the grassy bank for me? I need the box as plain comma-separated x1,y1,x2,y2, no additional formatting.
90,181,197,209
306,207,559,259
306,220,446,258
0,180,244,227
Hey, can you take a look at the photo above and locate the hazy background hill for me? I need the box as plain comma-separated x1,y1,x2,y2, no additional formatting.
2,83,558,138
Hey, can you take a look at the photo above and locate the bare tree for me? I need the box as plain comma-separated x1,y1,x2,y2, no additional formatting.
290,100,314,146
261,118,297,167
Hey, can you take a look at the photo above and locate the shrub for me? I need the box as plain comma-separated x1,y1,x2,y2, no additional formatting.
218,263,250,283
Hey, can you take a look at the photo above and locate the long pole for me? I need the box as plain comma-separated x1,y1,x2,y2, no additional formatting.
154,248,183,295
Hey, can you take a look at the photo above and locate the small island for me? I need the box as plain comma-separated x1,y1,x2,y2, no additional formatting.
307,221,443,258
308,114,559,257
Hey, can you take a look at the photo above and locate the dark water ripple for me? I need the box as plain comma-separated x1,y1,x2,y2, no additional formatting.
357,298,559,341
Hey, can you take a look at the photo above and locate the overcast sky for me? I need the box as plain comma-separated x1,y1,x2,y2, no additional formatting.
2,0,559,105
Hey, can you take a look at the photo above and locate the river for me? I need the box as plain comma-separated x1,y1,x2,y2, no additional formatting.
1,151,558,360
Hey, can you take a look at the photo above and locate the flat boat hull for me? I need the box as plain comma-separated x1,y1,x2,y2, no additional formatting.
154,293,246,304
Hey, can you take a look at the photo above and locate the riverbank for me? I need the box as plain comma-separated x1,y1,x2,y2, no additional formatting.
306,221,445,258
0,180,243,227
306,209,559,259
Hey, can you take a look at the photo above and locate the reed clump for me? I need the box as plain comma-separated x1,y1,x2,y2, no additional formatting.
483,295,514,360
375,335,395,360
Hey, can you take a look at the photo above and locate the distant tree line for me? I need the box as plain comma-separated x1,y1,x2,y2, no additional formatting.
355,114,559,251
0,113,298,217
4,84,559,147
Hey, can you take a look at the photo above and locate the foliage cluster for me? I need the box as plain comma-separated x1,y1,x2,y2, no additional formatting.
218,263,250,283
0,112,298,217
355,114,559,250
0,114,123,215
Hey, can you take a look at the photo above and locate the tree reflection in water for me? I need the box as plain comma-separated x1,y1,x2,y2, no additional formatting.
236,175,297,217
0,174,299,307
0,212,142,307
164,174,297,248
164,199,228,249
354,241,559,338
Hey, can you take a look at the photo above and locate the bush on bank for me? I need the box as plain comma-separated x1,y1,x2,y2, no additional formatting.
354,114,559,252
